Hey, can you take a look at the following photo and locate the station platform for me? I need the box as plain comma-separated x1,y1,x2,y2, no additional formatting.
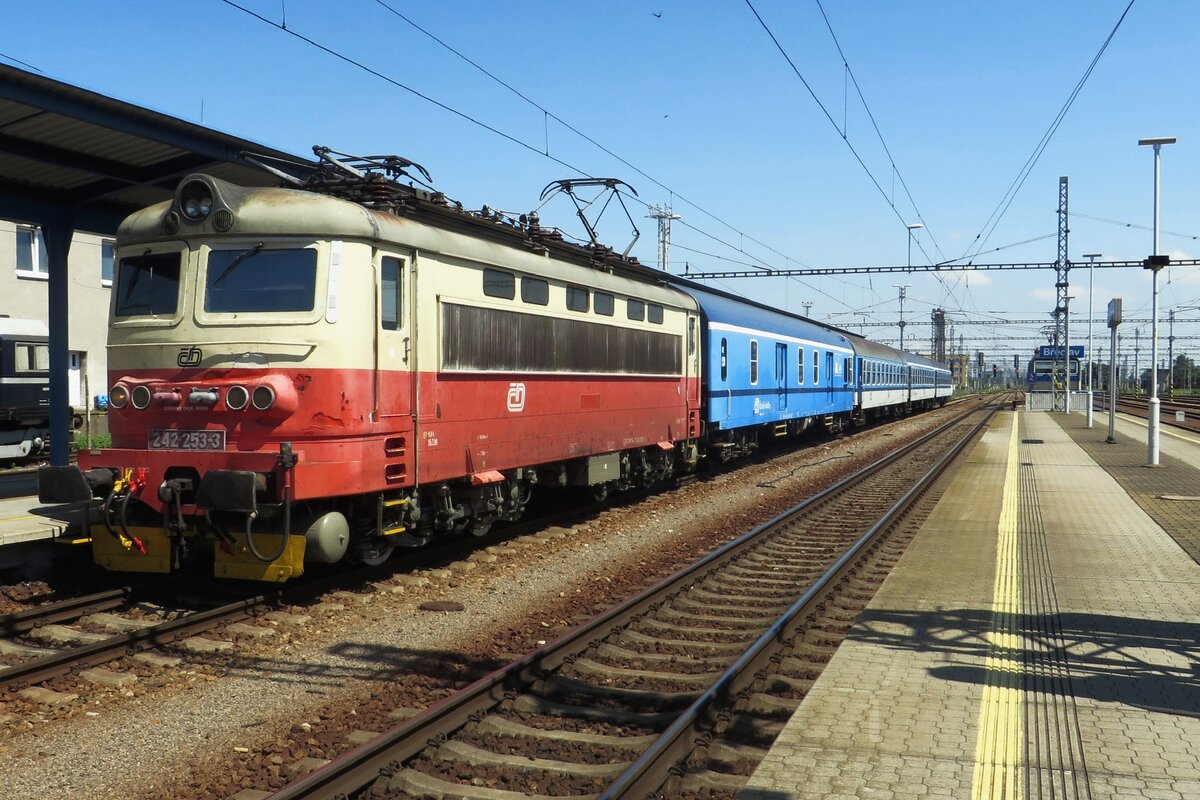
740,409,1200,799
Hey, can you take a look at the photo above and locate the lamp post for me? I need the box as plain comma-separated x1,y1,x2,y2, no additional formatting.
906,223,923,268
1083,252,1102,427
1139,135,1176,466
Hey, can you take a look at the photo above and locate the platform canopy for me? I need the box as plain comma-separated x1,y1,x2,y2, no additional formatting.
0,63,315,464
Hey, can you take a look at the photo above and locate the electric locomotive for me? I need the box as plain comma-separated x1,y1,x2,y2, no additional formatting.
41,154,703,580
40,149,952,582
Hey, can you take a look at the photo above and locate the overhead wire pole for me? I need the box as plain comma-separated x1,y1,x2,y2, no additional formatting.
1055,176,1071,413
893,284,911,351
647,205,681,273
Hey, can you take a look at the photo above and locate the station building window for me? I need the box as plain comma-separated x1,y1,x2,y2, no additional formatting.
15,226,48,279
101,241,115,286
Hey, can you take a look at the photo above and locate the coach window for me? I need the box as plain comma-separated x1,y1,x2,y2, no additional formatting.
720,338,728,381
648,304,664,324
381,257,402,330
566,285,589,312
595,292,614,316
483,268,515,299
797,348,805,384
688,317,697,355
627,299,645,321
521,276,549,305
750,340,759,384
845,357,853,383
812,349,819,384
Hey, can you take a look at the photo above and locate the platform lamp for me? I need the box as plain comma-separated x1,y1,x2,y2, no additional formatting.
1083,252,1102,428
1138,135,1176,466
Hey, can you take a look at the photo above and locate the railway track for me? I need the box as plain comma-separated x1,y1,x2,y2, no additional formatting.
1097,394,1200,433
265,399,1001,800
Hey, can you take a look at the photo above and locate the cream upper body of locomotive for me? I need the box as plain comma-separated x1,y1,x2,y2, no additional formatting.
111,180,699,379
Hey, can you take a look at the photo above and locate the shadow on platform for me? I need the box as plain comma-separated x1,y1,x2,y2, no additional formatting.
851,607,1200,719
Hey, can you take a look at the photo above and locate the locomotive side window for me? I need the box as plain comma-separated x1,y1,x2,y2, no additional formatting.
114,251,182,317
749,339,759,385
720,338,728,381
627,299,645,321
205,247,316,313
595,292,615,316
381,257,402,330
566,285,589,312
797,348,805,384
483,268,515,299
521,277,549,305
648,304,664,324
15,343,49,372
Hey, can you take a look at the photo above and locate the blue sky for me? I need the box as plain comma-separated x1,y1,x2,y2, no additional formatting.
7,1,1198,368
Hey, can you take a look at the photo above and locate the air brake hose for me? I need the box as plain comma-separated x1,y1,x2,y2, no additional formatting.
118,489,147,554
243,486,292,563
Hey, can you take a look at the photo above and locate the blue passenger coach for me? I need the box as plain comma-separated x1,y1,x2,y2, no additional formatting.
678,284,855,459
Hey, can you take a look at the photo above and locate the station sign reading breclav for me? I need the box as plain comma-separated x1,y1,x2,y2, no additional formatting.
1036,345,1084,359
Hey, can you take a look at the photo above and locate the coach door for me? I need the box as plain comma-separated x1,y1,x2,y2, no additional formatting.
775,343,787,410
825,351,835,404
375,253,415,484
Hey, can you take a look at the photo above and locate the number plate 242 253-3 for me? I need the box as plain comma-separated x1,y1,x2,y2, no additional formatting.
148,429,226,451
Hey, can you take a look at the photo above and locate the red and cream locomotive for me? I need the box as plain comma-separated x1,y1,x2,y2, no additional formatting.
41,152,701,581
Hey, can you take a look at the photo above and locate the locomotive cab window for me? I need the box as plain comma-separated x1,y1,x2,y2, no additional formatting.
381,257,402,330
114,250,183,317
205,246,317,313
566,285,589,312
483,268,515,299
521,277,549,305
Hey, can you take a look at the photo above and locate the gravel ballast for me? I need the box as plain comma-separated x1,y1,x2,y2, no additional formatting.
0,405,971,800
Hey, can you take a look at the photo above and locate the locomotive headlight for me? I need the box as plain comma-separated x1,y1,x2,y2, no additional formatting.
179,180,214,221
109,384,130,409
131,385,152,410
251,385,276,411
225,385,249,411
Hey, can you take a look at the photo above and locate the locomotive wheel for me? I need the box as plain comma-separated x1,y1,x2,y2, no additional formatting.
350,540,395,566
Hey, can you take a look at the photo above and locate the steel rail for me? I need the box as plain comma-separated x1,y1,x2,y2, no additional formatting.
600,404,998,798
0,587,133,637
267,399,998,800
